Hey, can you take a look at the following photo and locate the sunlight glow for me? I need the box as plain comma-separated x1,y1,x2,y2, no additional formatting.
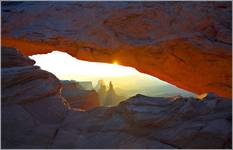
113,61,119,65
29,51,195,98
29,51,167,88
30,51,139,77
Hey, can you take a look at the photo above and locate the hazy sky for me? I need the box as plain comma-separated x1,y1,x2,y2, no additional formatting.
29,51,195,98
29,51,170,89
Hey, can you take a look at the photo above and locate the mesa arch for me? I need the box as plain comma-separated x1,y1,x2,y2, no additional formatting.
2,1,232,98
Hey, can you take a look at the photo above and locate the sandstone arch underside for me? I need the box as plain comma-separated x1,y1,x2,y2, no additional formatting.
2,2,232,98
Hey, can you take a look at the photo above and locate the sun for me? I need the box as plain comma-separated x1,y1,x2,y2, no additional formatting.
30,51,139,78
113,61,118,65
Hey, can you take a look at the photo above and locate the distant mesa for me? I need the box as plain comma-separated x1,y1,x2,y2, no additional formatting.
77,81,93,90
60,80,100,110
60,79,125,109
62,80,94,90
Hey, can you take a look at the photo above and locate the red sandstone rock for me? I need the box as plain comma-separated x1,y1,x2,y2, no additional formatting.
2,2,231,97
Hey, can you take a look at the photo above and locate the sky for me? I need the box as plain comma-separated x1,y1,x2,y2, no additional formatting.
29,51,169,88
30,51,195,98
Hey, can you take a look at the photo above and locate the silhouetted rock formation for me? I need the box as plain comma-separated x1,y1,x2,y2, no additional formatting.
104,81,125,106
95,80,125,106
2,47,232,149
61,80,100,110
2,2,232,97
104,81,116,106
95,80,107,106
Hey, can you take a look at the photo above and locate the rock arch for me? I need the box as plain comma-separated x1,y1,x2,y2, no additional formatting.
2,1,232,97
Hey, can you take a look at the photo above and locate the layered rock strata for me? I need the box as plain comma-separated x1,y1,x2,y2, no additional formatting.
2,2,232,97
52,94,232,149
1,47,232,149
2,47,69,148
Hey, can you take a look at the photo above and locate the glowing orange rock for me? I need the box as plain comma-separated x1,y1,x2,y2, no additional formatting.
2,2,232,98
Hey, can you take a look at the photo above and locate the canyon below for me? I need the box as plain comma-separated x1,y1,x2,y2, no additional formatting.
1,1,232,149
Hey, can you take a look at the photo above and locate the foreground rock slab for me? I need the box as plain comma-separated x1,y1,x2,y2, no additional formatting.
1,47,232,148
1,47,69,148
52,94,232,149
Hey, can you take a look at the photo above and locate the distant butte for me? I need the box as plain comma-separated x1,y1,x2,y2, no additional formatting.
2,2,232,97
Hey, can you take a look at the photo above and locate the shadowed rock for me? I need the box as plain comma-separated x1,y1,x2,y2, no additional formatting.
1,47,232,149
52,94,232,149
1,47,35,68
1,47,69,148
